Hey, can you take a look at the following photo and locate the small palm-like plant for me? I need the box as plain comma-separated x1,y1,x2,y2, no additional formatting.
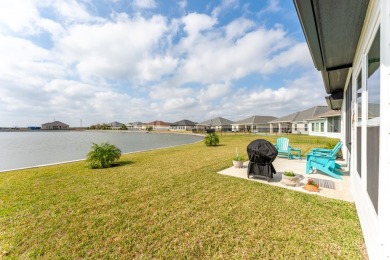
86,142,122,169
205,132,219,146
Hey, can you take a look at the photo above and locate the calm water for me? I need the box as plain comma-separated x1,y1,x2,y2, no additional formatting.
0,131,203,172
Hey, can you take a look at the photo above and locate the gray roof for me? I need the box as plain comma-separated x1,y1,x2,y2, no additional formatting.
171,119,197,126
197,117,234,126
131,121,144,126
294,106,330,121
234,115,277,125
108,121,124,127
270,106,330,123
42,121,69,127
269,112,299,123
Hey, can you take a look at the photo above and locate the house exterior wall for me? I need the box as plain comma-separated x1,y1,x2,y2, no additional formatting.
170,125,194,131
252,123,272,133
232,124,244,132
308,117,341,139
232,123,271,132
291,121,309,134
41,122,69,130
342,0,390,258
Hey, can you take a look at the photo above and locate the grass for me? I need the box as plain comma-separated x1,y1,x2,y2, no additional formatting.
0,134,366,258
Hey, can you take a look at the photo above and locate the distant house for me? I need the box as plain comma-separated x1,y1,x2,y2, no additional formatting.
291,106,330,134
170,120,197,131
307,110,341,138
145,120,171,130
269,112,298,133
269,106,330,134
108,121,124,130
41,121,69,130
130,121,144,130
196,117,234,131
232,115,276,133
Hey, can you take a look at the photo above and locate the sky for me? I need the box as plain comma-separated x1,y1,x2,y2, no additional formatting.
0,0,327,127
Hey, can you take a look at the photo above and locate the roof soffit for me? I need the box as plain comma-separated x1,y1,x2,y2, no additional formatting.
294,0,369,94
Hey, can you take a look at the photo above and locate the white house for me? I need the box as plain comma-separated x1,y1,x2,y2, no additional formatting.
196,117,234,131
307,110,341,139
269,106,329,134
41,121,69,130
294,0,389,258
232,115,276,133
170,119,197,131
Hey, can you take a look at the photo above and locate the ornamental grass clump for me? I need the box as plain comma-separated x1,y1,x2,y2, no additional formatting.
86,142,122,169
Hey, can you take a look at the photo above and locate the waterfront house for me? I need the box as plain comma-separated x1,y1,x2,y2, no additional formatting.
294,0,389,257
307,110,341,139
131,122,144,130
108,121,124,129
145,120,171,130
41,121,69,130
170,120,197,131
231,115,276,133
196,117,234,131
269,106,329,134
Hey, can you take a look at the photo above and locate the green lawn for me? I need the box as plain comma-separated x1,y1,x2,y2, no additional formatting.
0,134,366,259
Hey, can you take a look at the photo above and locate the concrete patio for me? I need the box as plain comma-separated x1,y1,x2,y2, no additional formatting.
218,157,353,202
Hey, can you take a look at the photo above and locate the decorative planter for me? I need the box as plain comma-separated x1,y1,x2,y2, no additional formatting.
232,160,244,168
303,184,319,192
281,174,299,187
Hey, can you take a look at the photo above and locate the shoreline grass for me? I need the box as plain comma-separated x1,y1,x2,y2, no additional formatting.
0,134,366,258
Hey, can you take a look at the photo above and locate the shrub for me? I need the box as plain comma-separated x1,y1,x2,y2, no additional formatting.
86,142,122,169
205,133,219,146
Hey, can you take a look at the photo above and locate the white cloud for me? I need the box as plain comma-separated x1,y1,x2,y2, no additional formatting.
200,82,231,102
56,14,175,83
175,22,307,85
212,0,239,18
182,13,217,36
258,0,282,16
0,0,39,34
149,85,194,100
50,0,97,24
133,0,156,10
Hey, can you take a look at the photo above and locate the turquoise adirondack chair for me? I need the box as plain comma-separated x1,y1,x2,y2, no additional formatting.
306,142,343,179
275,137,292,159
311,141,342,155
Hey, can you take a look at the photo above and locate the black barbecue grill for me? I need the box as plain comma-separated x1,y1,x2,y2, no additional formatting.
247,139,278,181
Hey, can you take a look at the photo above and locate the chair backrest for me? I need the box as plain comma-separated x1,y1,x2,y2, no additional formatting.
276,137,289,151
329,141,342,157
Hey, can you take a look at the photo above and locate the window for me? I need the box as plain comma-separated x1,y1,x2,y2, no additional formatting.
327,117,341,133
311,123,314,131
356,70,362,178
366,29,380,214
320,122,324,132
304,124,308,131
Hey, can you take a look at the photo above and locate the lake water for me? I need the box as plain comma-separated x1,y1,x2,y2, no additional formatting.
0,131,203,172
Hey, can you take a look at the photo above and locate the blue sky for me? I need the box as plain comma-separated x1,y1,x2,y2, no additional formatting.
0,0,326,127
